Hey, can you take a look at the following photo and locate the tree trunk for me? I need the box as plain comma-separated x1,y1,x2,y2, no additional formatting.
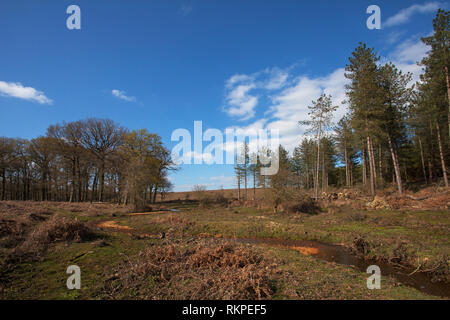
350,163,353,187
1,168,5,201
244,168,247,201
370,138,377,184
378,144,383,185
366,134,375,197
237,176,241,201
315,132,321,199
153,186,158,203
418,136,428,184
362,148,367,187
148,185,153,204
435,120,449,187
322,149,325,191
70,159,76,202
253,171,256,200
306,163,309,189
91,171,98,203
77,157,82,202
428,157,433,183
41,171,47,201
387,135,403,195
99,161,105,202
23,169,28,200
344,146,349,187
445,66,450,140
9,174,13,200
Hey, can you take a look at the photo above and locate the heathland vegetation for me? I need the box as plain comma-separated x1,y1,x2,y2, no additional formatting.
0,9,449,300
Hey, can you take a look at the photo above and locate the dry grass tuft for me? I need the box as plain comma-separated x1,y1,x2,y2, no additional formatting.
104,240,279,299
26,216,95,246
8,216,96,263
0,202,54,251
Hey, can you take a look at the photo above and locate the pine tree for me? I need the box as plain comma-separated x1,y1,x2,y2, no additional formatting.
378,63,413,194
299,94,337,199
421,9,450,140
345,43,383,197
418,9,450,187
334,116,355,188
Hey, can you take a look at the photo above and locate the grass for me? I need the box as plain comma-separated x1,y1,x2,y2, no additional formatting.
171,204,449,274
0,199,449,299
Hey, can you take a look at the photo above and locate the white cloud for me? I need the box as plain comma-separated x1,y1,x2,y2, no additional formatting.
223,67,290,121
386,35,430,84
389,38,429,64
111,89,137,102
227,74,253,86
263,69,348,152
385,31,405,44
384,2,441,28
0,81,53,105
263,68,289,90
225,83,258,120
221,38,428,154
222,70,348,154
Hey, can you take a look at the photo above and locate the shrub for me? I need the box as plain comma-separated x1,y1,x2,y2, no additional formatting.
264,188,320,214
104,240,279,299
14,216,96,260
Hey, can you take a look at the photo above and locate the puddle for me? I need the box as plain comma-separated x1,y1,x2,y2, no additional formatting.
232,237,450,298
97,220,132,231
96,220,159,239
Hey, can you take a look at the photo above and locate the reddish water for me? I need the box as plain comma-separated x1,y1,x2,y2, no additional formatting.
232,237,450,298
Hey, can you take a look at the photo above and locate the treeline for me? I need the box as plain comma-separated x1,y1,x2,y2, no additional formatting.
0,118,175,209
235,9,449,199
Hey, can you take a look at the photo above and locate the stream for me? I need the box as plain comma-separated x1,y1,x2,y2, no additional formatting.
231,237,450,298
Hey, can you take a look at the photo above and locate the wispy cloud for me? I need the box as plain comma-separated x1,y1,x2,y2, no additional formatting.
111,89,137,102
384,2,441,28
225,82,258,121
223,68,290,121
0,81,53,105
179,4,192,16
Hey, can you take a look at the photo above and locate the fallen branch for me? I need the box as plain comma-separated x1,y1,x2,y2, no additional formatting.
406,195,429,201
71,250,94,261
408,264,421,276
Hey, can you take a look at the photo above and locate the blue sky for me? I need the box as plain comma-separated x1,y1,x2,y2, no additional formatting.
0,0,447,191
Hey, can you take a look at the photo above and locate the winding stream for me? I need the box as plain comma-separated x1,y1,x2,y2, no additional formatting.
231,237,450,298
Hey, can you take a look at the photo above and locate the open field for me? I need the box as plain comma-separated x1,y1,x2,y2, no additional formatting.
0,188,449,300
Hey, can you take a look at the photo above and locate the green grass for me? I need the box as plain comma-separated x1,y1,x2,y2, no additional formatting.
257,246,433,300
0,232,151,299
170,205,449,269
